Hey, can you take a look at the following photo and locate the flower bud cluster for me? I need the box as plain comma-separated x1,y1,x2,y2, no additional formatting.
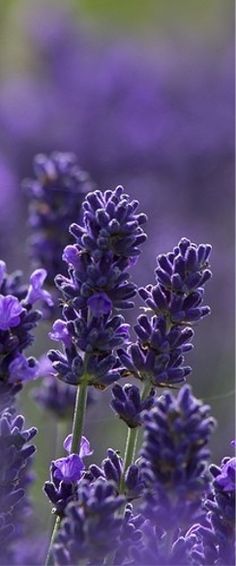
119,238,212,389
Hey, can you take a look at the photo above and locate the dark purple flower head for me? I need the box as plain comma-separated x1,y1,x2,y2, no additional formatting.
70,186,147,263
140,238,212,325
139,385,216,530
0,295,24,330
119,238,212,389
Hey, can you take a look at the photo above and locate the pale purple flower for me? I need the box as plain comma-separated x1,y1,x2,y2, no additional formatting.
63,434,93,458
25,269,53,306
49,319,71,348
0,294,24,330
53,454,84,482
215,458,236,492
8,353,39,383
62,245,81,268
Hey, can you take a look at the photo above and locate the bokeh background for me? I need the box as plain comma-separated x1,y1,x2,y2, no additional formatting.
0,0,234,524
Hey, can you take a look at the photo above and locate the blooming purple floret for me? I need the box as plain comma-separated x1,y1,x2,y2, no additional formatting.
53,455,84,483
25,268,53,306
44,435,92,514
0,295,24,330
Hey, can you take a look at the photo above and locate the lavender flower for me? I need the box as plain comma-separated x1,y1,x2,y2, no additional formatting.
0,262,52,408
0,409,37,563
24,152,93,288
119,238,211,388
48,187,147,389
52,478,125,565
190,448,236,565
139,385,216,530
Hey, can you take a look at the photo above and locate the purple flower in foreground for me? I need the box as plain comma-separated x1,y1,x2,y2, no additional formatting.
0,295,24,330
25,269,53,306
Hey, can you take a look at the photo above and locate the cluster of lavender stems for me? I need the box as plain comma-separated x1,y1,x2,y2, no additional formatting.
0,150,234,566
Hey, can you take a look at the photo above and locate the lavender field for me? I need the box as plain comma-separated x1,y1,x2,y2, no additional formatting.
0,1,234,565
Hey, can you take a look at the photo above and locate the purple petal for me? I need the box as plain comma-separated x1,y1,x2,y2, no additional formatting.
63,434,93,458
0,294,24,330
25,269,53,306
53,454,84,482
49,319,71,347
9,354,39,383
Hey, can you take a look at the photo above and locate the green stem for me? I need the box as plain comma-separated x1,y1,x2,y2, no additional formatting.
44,380,88,566
120,380,152,492
45,516,61,566
70,379,88,454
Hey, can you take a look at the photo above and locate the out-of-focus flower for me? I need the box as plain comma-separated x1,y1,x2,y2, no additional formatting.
139,385,216,530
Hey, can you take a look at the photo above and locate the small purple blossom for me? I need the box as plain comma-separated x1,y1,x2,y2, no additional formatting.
0,295,24,330
49,319,71,347
53,454,84,482
8,354,39,383
25,269,53,306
